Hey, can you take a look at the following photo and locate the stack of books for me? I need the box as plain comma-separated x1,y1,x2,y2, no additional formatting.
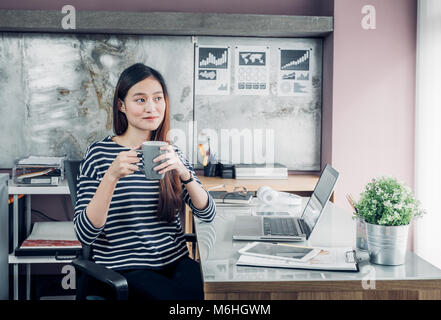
234,163,288,180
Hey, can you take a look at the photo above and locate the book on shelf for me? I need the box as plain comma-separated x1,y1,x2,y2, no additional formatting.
15,221,81,258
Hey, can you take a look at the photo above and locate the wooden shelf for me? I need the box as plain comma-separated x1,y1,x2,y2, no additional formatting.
0,10,333,37
9,254,73,264
8,179,70,195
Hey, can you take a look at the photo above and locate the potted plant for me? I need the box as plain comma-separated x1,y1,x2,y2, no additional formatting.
354,176,425,265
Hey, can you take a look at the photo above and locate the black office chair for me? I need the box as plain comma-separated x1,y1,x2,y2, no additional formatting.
64,160,197,300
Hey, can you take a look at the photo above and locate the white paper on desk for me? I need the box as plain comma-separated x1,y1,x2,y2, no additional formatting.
236,247,358,272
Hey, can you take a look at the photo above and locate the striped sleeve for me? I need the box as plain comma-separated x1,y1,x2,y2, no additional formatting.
73,145,105,245
174,146,216,222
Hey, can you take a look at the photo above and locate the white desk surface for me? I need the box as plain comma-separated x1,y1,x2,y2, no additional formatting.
195,198,441,283
8,179,70,195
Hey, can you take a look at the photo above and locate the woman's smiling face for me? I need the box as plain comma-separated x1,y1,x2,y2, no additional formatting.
120,76,166,132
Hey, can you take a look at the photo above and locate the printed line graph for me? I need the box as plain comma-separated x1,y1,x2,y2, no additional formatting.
281,50,310,71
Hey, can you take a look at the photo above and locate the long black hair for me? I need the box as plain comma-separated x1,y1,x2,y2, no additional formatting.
112,63,182,223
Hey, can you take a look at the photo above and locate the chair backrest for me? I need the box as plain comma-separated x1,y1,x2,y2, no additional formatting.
64,160,82,209
64,160,92,260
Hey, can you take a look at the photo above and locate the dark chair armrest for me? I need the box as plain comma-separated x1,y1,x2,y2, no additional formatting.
184,233,197,243
72,258,128,300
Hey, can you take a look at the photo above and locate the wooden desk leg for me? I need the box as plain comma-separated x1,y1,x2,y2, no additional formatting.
185,205,194,259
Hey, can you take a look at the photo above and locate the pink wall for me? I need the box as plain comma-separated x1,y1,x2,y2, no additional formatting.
332,0,417,246
0,0,333,16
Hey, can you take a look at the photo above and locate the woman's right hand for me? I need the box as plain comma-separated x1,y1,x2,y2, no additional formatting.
106,148,141,181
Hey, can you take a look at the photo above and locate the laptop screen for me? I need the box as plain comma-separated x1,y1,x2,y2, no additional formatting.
314,165,339,206
301,164,339,237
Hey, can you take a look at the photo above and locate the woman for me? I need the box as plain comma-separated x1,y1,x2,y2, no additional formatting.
73,63,216,300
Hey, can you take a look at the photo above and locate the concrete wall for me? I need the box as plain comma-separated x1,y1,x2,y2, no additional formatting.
0,0,333,16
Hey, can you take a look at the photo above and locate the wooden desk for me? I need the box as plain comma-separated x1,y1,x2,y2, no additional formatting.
197,175,319,193
203,277,441,300
194,199,441,300
185,175,320,257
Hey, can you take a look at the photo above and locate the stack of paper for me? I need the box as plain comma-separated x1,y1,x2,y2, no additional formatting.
235,163,288,179
18,156,65,166
13,156,65,186
236,242,359,272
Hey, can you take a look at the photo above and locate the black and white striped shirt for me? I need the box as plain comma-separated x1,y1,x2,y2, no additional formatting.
73,136,216,271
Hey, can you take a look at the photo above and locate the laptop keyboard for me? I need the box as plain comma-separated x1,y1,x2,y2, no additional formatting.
263,217,299,236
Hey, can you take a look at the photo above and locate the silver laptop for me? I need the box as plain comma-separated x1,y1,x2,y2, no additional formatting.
232,164,339,242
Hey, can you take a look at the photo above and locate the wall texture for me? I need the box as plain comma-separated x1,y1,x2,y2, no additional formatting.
0,33,194,168
194,36,323,170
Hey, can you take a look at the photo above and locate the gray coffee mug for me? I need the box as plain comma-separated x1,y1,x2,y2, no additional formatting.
136,141,169,180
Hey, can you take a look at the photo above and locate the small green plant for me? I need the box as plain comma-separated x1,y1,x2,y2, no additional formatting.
354,176,425,226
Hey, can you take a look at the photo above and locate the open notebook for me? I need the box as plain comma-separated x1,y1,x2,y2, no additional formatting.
236,246,359,272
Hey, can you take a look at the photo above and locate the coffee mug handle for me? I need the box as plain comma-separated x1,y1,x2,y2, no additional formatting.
134,149,144,170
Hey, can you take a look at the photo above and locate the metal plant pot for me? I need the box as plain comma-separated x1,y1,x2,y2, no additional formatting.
365,222,409,266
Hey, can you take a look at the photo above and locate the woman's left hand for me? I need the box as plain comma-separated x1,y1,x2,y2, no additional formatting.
153,145,190,180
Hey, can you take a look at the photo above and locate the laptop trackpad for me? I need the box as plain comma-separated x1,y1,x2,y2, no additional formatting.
234,216,262,236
